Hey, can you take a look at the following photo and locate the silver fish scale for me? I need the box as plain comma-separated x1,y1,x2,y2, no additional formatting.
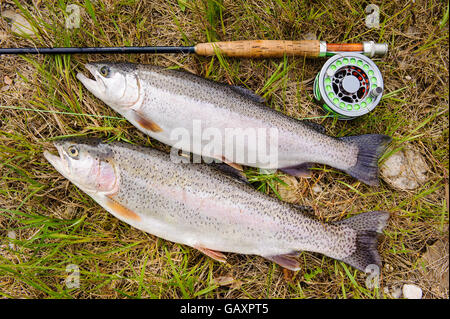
107,142,356,259
132,65,358,170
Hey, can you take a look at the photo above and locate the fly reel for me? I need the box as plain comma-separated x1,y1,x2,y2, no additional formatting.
313,52,383,119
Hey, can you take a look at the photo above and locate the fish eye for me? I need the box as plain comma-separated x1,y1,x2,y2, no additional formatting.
67,145,79,158
99,66,110,77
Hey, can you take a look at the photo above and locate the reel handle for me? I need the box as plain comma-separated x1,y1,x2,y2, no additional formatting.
194,40,322,58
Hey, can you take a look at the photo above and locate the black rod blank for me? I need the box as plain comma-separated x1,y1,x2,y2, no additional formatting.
0,46,196,55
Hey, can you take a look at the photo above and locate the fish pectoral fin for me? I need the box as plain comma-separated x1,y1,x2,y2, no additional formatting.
194,245,227,263
279,163,314,178
264,254,301,271
105,195,141,222
132,110,163,132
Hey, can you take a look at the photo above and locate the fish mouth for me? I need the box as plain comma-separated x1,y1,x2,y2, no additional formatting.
76,64,106,96
43,143,70,177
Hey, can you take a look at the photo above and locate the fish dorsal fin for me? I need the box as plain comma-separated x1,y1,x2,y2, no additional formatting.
292,204,314,214
301,121,327,134
230,85,265,104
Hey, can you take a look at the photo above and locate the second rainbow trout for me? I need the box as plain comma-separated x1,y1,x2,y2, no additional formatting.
44,138,389,271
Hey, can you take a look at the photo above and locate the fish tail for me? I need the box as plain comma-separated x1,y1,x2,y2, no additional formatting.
339,134,392,186
334,211,389,272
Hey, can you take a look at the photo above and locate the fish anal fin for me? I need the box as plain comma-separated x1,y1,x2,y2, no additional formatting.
228,162,243,171
210,162,249,184
105,195,141,222
279,163,314,178
133,110,163,132
194,245,227,263
212,155,243,171
265,254,301,271
223,159,243,172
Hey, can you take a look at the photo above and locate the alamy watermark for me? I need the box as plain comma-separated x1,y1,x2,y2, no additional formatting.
365,4,380,29
65,4,81,29
365,264,380,289
168,120,280,171
65,264,80,289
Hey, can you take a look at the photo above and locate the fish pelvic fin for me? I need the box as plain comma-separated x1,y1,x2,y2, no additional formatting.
194,245,227,263
334,211,389,272
264,254,301,271
279,162,313,177
339,134,392,186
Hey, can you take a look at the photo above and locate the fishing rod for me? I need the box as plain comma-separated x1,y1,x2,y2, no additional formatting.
0,40,387,58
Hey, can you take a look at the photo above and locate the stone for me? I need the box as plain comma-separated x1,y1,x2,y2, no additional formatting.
2,10,37,37
380,146,429,190
4,75,13,85
391,286,402,299
402,284,423,299
383,263,393,272
312,184,322,193
0,31,8,43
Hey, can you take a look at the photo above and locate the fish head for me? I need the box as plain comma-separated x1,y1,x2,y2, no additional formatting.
44,138,118,194
77,62,141,111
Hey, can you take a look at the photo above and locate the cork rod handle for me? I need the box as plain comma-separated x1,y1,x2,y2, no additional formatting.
194,40,321,58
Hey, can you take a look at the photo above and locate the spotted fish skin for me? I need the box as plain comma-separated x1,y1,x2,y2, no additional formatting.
77,63,392,186
44,139,389,272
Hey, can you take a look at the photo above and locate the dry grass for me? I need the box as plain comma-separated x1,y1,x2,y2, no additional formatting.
0,0,448,299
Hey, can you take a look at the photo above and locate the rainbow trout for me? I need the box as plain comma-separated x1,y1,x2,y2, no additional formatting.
44,139,389,271
77,63,392,186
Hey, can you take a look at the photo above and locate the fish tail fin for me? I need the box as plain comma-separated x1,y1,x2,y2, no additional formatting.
339,134,392,186
334,211,389,272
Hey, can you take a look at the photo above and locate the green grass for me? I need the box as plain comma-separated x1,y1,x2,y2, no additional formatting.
0,0,448,299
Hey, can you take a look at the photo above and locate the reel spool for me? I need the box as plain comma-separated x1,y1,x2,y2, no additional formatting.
313,52,383,119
